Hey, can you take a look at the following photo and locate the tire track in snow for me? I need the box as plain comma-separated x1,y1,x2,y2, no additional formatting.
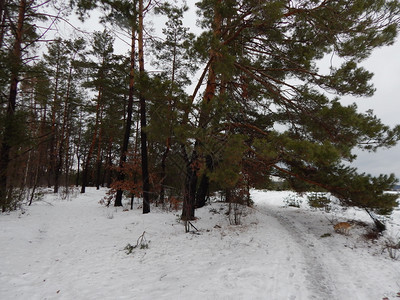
268,209,337,299
254,204,342,299
255,203,389,300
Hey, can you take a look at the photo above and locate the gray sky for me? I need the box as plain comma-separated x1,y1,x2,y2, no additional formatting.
342,39,400,176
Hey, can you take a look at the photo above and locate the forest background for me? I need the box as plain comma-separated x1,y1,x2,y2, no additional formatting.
1,0,400,223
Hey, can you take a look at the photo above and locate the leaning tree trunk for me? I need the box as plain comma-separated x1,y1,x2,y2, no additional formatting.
181,1,221,219
181,57,217,217
0,0,26,212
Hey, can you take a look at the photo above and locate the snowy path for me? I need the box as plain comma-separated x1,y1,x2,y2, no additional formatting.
1,188,400,299
255,205,338,299
257,205,362,299
252,190,400,300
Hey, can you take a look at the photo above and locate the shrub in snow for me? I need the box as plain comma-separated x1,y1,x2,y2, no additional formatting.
283,194,303,208
124,232,149,254
228,202,243,225
382,236,400,260
124,243,135,255
362,228,381,241
307,192,331,212
58,186,79,200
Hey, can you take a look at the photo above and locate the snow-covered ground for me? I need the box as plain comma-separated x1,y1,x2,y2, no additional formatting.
1,187,400,300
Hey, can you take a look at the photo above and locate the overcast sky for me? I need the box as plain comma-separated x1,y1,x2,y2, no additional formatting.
71,4,400,178
343,40,400,177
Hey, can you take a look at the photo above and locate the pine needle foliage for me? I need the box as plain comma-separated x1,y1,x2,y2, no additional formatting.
186,0,400,216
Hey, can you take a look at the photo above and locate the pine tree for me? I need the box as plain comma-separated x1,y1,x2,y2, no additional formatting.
80,30,116,193
179,0,400,219
0,0,50,211
148,2,197,205
71,0,152,212
41,37,86,193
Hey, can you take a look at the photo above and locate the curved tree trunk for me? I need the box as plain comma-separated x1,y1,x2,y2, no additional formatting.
181,0,221,219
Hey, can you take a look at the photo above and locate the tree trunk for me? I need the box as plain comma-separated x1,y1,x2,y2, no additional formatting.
49,48,61,190
55,60,74,194
81,84,102,193
115,23,136,207
195,158,212,210
0,0,26,211
103,136,113,187
159,137,170,205
182,1,221,217
75,120,82,187
95,106,103,190
181,48,217,217
95,156,102,190
181,147,198,220
0,0,6,49
138,0,150,214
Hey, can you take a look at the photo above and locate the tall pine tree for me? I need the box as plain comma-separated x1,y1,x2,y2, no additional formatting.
179,0,400,219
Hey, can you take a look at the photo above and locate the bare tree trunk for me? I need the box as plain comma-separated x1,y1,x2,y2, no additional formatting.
81,86,102,193
196,154,213,208
49,51,60,190
95,105,103,190
0,0,6,49
159,137,170,205
55,60,74,194
103,136,113,187
181,146,198,220
115,22,136,206
0,0,26,211
64,128,71,189
28,162,39,206
95,134,102,190
75,119,82,187
138,0,150,214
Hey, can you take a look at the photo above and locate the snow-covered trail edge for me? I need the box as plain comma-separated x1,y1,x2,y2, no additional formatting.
0,188,399,300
